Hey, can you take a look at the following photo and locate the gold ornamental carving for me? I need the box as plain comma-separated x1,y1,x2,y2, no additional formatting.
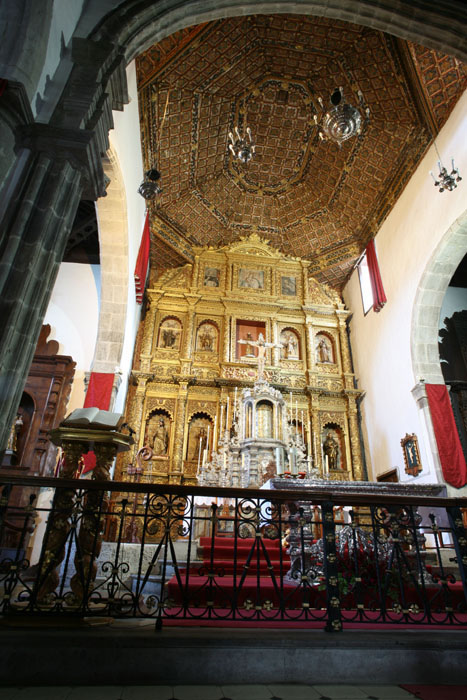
121,234,364,489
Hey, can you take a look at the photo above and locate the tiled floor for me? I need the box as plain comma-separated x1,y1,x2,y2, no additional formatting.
0,685,420,700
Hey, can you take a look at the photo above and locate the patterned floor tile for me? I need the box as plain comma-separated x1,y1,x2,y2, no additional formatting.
172,686,223,700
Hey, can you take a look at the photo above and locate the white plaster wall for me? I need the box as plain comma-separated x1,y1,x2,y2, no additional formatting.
43,262,101,412
343,88,467,485
109,61,146,411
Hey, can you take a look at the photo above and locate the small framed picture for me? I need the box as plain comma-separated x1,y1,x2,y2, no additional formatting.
401,433,422,476
204,267,220,288
238,268,264,290
281,275,296,296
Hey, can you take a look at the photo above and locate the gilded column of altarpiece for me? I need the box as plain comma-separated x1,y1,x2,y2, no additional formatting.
116,234,364,487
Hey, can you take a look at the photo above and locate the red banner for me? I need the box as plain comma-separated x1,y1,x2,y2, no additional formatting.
134,211,150,304
366,239,387,312
426,383,467,488
83,372,114,410
82,372,115,474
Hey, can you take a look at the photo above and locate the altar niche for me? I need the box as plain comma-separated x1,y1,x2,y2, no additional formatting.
322,423,345,473
315,332,335,364
195,322,218,353
280,328,301,360
186,412,214,470
145,409,172,459
236,319,266,361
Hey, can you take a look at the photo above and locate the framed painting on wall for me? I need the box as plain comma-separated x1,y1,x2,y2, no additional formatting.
401,433,422,476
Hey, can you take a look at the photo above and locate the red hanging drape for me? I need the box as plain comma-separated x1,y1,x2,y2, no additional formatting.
134,211,150,304
81,372,115,474
426,383,467,489
366,239,387,312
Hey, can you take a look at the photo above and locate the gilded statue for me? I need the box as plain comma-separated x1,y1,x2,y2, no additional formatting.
153,418,169,456
316,337,331,363
282,332,298,359
323,433,339,469
193,426,208,461
6,413,23,452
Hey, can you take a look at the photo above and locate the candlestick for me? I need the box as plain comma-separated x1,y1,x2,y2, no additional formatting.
301,410,304,440
307,418,312,455
220,404,224,435
213,414,217,451
226,396,230,430
197,436,202,472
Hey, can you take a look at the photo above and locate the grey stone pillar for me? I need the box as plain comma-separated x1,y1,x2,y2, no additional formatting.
0,141,84,451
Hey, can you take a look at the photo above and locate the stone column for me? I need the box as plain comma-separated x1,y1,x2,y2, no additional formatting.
304,318,315,378
0,145,84,452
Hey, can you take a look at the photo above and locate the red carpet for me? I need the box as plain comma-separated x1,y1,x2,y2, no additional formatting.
165,535,467,629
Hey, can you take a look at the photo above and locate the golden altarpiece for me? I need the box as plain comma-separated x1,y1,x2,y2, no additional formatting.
115,235,364,488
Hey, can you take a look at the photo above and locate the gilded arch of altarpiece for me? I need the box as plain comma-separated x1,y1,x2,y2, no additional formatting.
115,234,364,486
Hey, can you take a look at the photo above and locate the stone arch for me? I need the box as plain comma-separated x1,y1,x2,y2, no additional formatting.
91,1,467,64
92,148,129,382
411,208,467,385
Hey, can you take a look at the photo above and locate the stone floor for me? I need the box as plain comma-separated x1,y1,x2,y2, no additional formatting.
0,685,457,700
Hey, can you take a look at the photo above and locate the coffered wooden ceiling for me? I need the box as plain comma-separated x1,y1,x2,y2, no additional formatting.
136,15,466,289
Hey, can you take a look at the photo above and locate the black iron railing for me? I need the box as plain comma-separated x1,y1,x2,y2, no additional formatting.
1,475,467,631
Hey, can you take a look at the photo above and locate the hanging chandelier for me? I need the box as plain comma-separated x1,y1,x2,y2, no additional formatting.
137,167,162,200
430,158,462,193
228,126,256,164
227,17,255,165
314,87,369,147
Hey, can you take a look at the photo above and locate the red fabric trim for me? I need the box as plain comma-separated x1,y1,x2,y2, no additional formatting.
0,79,7,97
82,372,115,474
426,383,467,488
134,211,150,304
366,239,387,312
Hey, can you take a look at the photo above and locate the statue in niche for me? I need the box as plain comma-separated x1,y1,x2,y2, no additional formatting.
159,319,181,349
6,413,23,452
193,426,208,462
316,336,332,363
152,418,169,456
197,325,215,352
282,332,299,359
323,432,339,470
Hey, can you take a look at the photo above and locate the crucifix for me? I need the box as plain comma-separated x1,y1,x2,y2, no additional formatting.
238,332,282,381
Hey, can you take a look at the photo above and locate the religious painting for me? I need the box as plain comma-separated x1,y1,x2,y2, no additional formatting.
196,322,218,352
401,433,422,476
280,329,300,359
281,275,296,296
315,333,334,364
238,268,264,290
204,267,220,288
158,318,182,349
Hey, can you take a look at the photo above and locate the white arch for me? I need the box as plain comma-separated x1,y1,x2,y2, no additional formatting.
411,208,467,385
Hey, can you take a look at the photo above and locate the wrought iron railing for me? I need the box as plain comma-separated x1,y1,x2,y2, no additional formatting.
1,475,467,631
